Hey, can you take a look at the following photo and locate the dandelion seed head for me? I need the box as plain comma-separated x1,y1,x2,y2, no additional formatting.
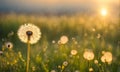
101,51,112,63
17,23,41,44
83,49,94,60
71,49,78,55
5,42,13,49
60,35,68,44
63,61,68,66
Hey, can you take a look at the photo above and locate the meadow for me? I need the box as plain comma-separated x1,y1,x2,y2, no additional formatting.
0,13,120,72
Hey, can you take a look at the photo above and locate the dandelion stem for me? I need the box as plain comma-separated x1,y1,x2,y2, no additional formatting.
26,39,30,72
88,61,90,68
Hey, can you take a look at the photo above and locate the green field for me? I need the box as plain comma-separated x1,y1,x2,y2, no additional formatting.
0,13,120,72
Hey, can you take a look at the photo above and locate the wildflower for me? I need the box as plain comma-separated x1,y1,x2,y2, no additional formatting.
60,35,68,44
5,42,13,49
71,49,78,55
17,23,41,44
83,49,94,61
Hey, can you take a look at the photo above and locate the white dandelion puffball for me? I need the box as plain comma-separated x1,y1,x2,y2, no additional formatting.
17,23,41,44
5,42,13,49
83,50,94,61
63,61,68,66
60,35,68,44
71,49,78,55
101,51,112,63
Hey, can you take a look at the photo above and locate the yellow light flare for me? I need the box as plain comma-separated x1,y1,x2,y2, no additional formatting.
101,8,107,16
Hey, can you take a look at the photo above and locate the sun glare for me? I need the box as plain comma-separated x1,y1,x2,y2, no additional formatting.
101,8,107,16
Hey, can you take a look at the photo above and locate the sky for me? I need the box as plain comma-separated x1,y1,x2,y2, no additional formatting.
0,0,119,14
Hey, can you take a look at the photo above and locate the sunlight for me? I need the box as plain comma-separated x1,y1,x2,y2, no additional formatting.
101,8,107,16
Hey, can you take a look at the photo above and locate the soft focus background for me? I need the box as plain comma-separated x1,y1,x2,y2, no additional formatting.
0,0,120,72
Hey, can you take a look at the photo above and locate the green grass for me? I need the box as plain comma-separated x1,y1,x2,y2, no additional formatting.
0,13,120,72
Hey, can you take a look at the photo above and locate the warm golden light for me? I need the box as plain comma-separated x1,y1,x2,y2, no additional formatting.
101,8,107,16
